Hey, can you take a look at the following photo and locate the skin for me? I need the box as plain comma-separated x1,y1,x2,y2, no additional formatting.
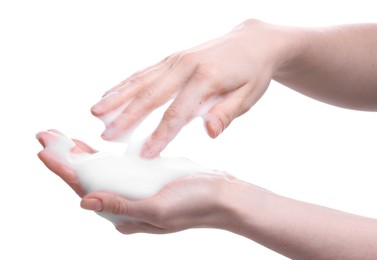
91,19,377,158
37,130,377,259
37,20,377,258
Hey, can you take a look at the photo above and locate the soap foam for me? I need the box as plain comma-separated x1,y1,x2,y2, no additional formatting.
44,131,216,199
42,95,221,224
43,130,219,224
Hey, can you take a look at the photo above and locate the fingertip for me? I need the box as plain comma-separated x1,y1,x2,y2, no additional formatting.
101,130,115,141
91,101,108,117
101,112,135,141
35,131,42,139
91,104,103,117
36,132,46,147
36,130,60,147
205,117,223,138
92,92,120,117
37,150,46,161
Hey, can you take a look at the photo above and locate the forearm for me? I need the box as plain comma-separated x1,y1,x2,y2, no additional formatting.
218,179,377,259
272,23,377,111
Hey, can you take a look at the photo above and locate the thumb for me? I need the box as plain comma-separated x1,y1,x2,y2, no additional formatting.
80,192,156,220
205,92,252,138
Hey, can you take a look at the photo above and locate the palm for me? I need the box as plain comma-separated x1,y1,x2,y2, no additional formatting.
37,129,226,234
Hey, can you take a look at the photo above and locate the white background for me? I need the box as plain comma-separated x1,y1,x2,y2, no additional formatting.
1,0,376,259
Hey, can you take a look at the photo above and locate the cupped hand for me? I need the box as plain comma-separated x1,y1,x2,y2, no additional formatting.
80,173,236,234
37,130,237,233
92,19,284,158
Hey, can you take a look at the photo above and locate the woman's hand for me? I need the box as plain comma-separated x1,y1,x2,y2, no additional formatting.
36,130,97,198
91,20,291,158
37,129,239,233
81,173,237,234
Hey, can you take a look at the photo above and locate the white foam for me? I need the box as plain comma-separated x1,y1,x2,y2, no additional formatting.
42,95,221,223
99,98,136,143
45,131,215,198
43,131,217,223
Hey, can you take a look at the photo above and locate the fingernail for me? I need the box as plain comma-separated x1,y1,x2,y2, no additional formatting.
82,198,103,212
94,200,103,212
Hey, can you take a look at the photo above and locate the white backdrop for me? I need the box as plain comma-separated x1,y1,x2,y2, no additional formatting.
1,0,376,259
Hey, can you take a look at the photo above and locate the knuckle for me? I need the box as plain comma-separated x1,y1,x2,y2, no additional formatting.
137,86,156,100
111,199,128,215
177,52,197,66
163,105,179,121
162,51,185,69
162,52,178,63
150,128,162,142
195,62,219,83
130,74,147,88
190,63,220,96
162,55,171,63
218,109,235,128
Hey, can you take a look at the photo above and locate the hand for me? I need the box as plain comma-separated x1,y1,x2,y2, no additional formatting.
91,19,288,158
37,130,237,233
36,130,97,198
80,173,236,234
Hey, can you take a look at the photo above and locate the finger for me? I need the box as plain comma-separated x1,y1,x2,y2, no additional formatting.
141,65,216,158
204,84,259,138
37,150,75,182
36,132,49,148
101,57,197,141
92,59,173,117
91,88,135,117
91,68,162,117
37,130,96,155
101,81,126,99
101,61,167,98
36,129,61,148
37,150,84,197
71,139,97,154
36,130,90,195
139,98,197,158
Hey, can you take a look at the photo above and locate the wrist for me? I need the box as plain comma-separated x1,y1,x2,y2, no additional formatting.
212,174,272,234
234,19,310,80
269,24,314,81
